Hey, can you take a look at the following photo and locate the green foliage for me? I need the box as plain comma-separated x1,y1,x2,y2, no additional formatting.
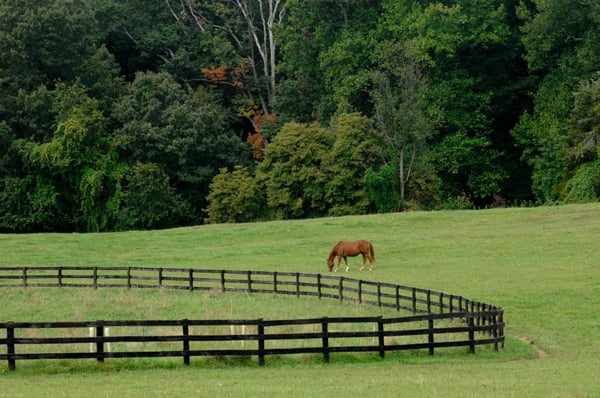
323,113,379,215
369,42,433,201
277,0,382,121
80,153,125,232
2,0,600,231
433,131,506,201
0,174,61,232
205,166,265,224
514,0,600,204
253,114,380,221
113,72,245,223
257,122,333,219
563,160,600,202
566,75,600,164
319,31,373,114
377,0,532,206
518,0,595,72
116,162,191,231
364,161,403,213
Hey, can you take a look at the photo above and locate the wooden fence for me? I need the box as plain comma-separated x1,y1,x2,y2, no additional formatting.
0,266,505,370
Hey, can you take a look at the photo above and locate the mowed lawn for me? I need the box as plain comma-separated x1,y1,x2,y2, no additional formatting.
1,203,599,397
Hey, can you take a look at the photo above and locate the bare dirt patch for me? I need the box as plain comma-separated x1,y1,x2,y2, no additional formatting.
517,336,548,358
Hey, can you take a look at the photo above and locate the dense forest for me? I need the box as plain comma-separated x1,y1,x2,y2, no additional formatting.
1,0,599,232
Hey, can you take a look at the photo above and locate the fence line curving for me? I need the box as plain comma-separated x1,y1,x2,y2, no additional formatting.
0,266,505,370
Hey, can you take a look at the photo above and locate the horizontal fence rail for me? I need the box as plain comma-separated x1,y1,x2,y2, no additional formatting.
0,266,505,370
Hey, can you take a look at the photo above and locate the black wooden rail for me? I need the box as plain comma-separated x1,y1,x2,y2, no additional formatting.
0,266,505,370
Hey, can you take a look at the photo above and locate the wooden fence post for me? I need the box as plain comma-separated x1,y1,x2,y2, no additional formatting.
6,322,16,371
220,270,226,291
428,318,435,356
182,319,190,366
317,274,322,299
22,267,27,287
358,280,363,304
321,318,330,363
412,288,417,313
127,267,132,288
395,286,400,311
338,277,344,302
93,267,98,289
257,319,265,366
188,269,194,291
492,311,499,351
295,273,300,298
58,267,63,287
247,271,252,293
499,310,505,349
377,318,385,359
427,290,431,313
96,321,105,363
273,272,278,294
468,314,476,354
158,268,163,287
377,283,382,307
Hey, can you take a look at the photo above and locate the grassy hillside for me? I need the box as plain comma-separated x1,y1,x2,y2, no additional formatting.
1,203,599,397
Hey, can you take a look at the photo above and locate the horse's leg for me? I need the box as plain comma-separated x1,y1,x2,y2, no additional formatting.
343,256,349,272
360,254,366,271
369,245,375,270
335,256,342,272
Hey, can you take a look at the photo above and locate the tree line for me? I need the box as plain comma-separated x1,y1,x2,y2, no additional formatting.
1,0,598,231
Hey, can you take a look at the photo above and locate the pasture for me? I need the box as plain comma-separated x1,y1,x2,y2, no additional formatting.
1,203,599,397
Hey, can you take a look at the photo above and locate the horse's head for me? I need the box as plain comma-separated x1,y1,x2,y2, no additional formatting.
327,257,334,271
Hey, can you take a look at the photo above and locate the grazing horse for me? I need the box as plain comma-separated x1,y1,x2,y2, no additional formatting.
327,240,376,272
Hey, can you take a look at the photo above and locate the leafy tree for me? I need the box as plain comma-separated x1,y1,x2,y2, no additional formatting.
364,160,402,213
0,84,116,232
568,76,600,164
515,0,600,203
559,75,600,202
370,44,433,202
562,160,600,202
256,122,333,219
79,152,124,232
319,31,374,116
277,0,382,122
378,0,532,206
205,166,265,223
255,114,380,220
116,162,190,230
33,87,112,230
0,0,99,90
112,71,246,223
323,113,380,215
0,0,102,143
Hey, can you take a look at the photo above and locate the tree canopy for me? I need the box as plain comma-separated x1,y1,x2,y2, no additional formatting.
1,0,599,231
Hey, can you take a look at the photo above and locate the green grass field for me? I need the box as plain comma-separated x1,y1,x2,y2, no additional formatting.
1,203,599,397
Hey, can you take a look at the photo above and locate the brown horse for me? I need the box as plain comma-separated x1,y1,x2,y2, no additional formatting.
327,240,376,272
